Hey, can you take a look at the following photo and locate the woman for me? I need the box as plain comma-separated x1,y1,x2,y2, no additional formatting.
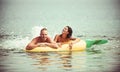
54,26,80,49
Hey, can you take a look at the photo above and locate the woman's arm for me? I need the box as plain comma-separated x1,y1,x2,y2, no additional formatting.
70,37,80,44
54,34,59,42
69,37,80,50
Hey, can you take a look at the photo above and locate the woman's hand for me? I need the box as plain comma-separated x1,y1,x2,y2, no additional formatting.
69,42,73,50
56,43,62,48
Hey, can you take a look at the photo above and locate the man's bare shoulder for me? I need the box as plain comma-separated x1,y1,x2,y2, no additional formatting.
32,36,40,40
46,36,52,39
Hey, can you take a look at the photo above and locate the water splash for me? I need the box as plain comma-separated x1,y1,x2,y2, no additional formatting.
0,36,29,49
31,26,44,38
0,26,44,50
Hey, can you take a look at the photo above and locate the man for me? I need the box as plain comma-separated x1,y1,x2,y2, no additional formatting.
26,28,58,50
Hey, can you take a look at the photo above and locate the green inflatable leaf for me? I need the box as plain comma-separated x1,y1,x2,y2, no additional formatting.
85,39,108,48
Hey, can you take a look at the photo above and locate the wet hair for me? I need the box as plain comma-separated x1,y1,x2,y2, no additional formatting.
66,26,73,38
40,28,47,33
60,26,73,38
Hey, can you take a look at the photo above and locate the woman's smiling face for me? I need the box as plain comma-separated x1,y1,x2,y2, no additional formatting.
62,26,69,34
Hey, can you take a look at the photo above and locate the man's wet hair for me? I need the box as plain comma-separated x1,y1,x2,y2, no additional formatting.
40,28,47,32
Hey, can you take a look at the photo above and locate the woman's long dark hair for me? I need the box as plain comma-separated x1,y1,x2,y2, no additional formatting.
66,26,73,38
60,26,73,38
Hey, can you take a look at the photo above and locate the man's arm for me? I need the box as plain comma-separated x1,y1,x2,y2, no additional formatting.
26,37,39,50
45,36,59,48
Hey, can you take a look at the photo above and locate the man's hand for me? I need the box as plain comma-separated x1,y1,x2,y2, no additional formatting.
37,43,46,47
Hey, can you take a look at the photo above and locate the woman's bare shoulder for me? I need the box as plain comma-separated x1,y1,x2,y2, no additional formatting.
56,34,61,37
56,34,60,36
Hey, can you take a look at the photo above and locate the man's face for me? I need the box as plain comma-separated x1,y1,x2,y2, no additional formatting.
40,30,48,39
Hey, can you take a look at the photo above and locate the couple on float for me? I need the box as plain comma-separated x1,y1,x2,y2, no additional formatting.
26,26,80,50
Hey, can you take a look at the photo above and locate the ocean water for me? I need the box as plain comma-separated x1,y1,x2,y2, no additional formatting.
0,0,120,72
